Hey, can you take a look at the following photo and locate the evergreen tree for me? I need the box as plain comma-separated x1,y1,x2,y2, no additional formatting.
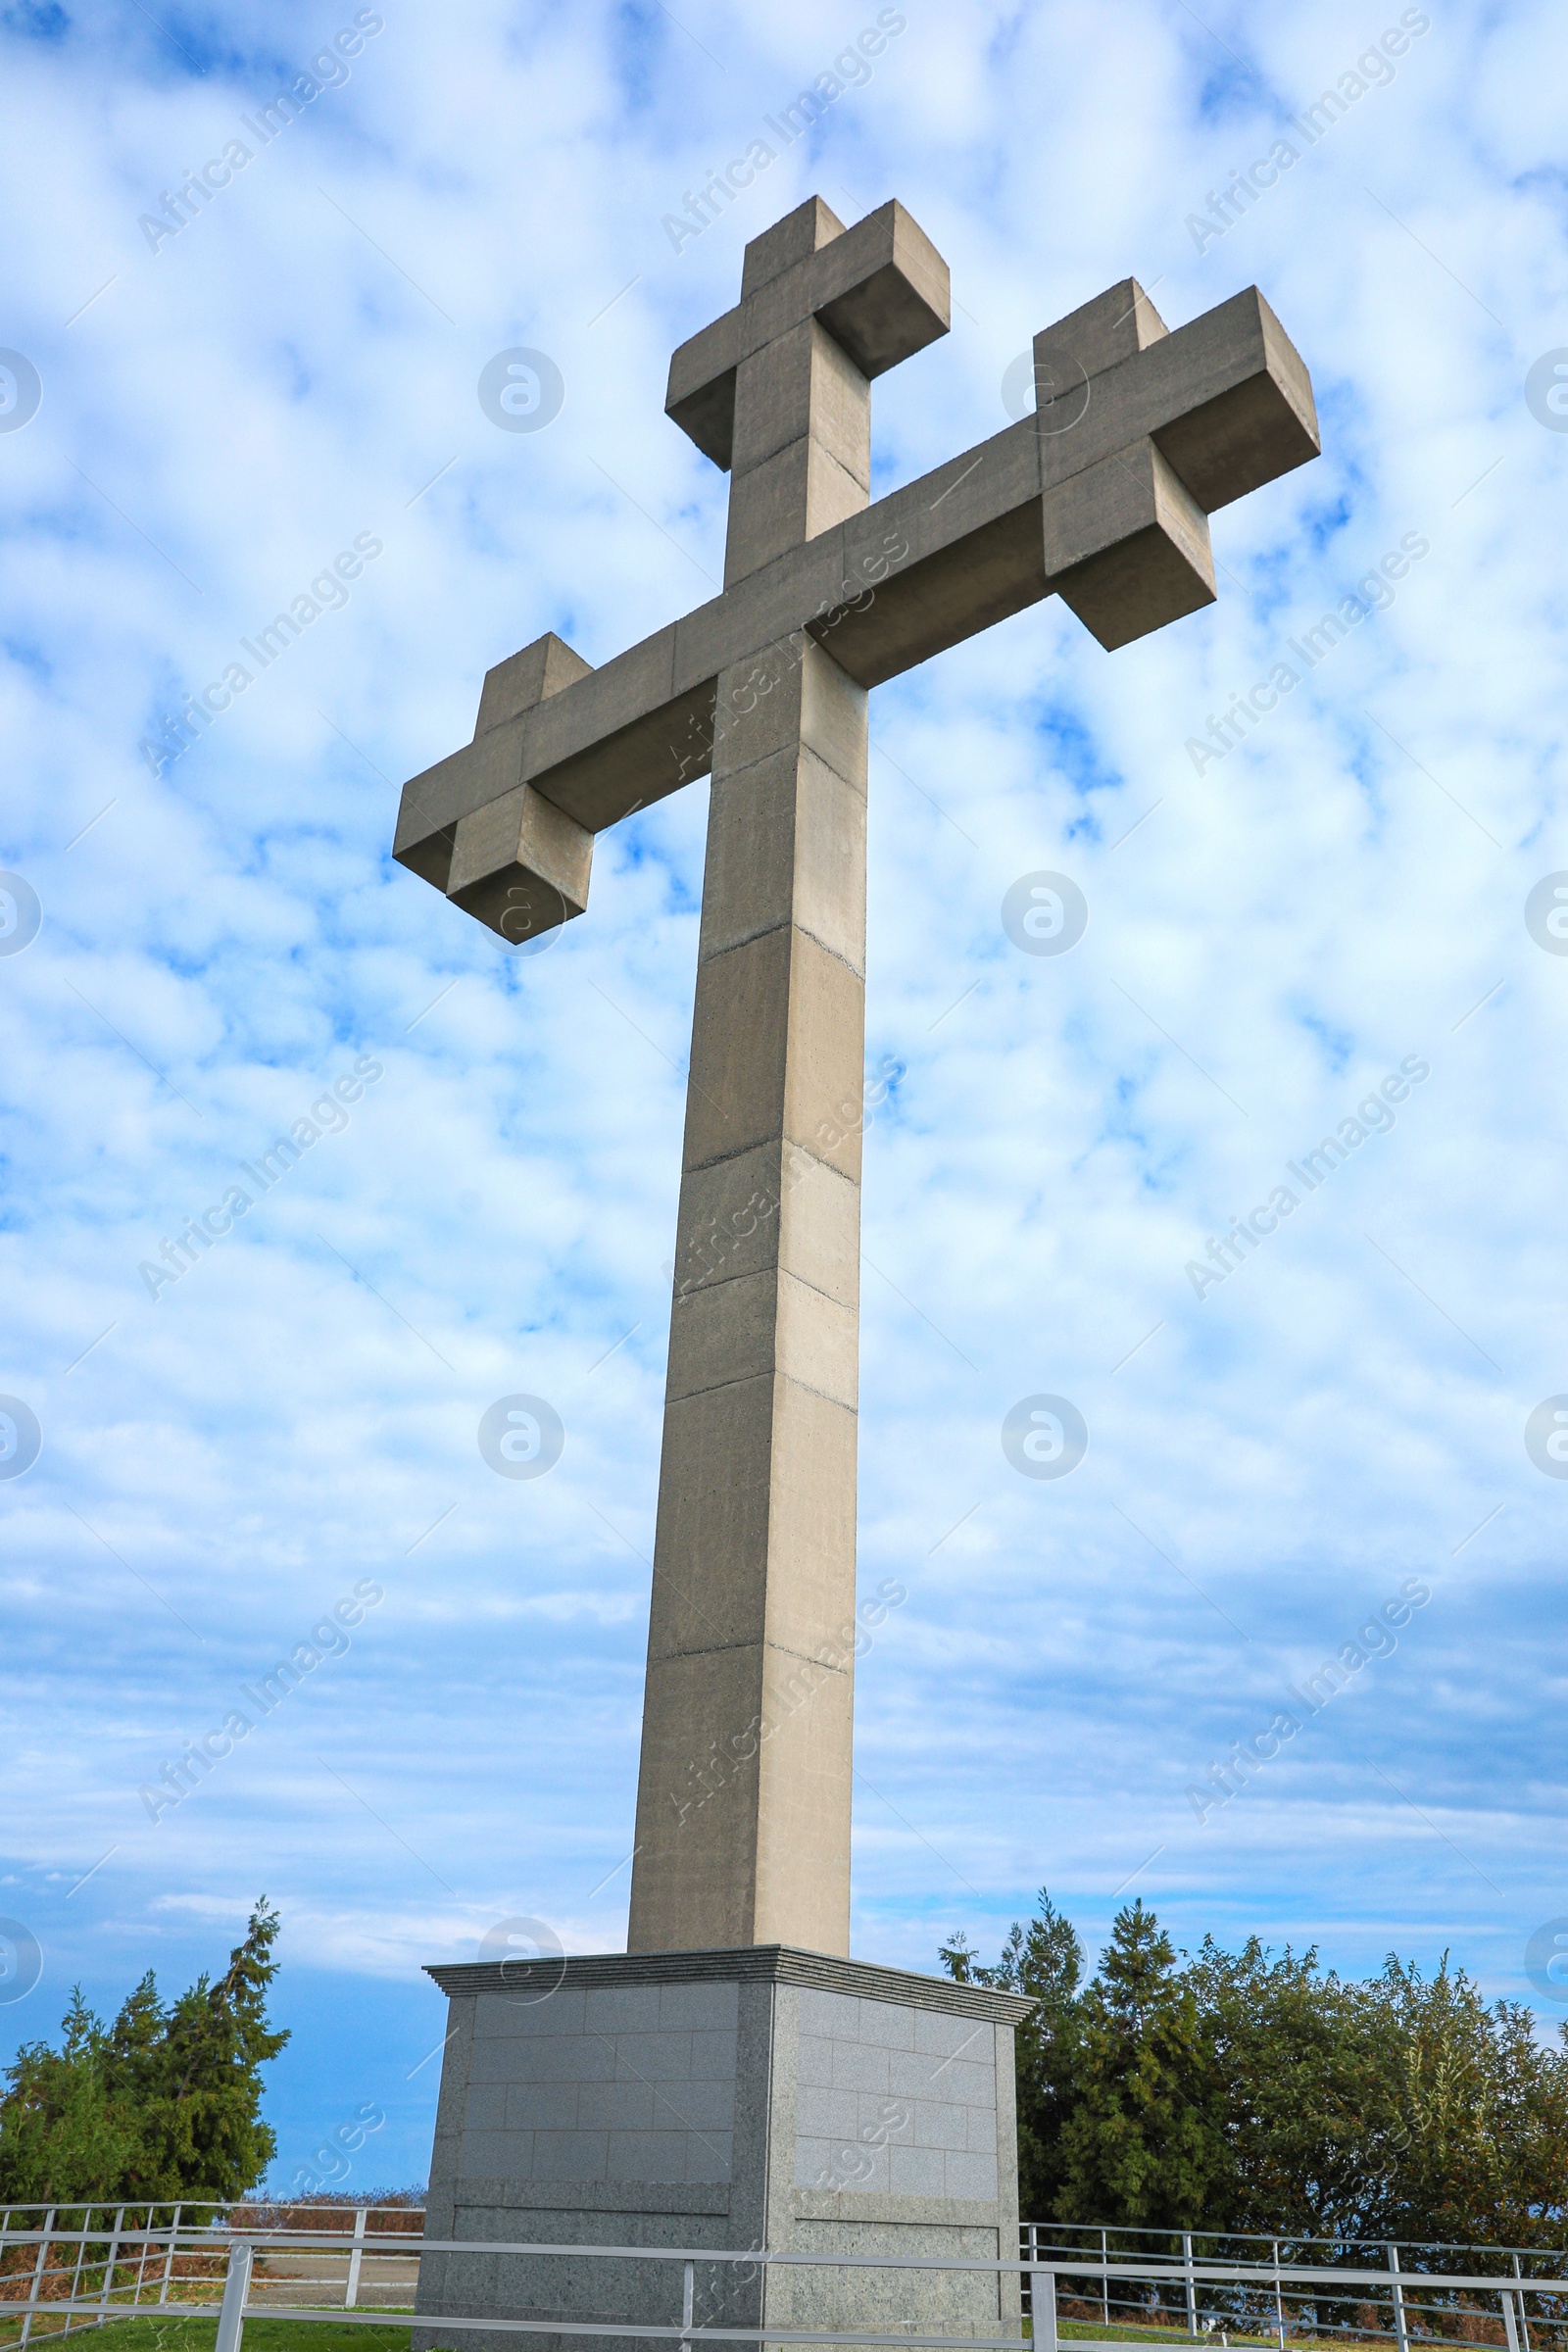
940,1894,1568,2251
0,1901,289,2205
0,1989,142,2203
1055,1900,1228,2230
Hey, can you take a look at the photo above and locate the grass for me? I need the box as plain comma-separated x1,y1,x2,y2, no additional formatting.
0,2324,414,2352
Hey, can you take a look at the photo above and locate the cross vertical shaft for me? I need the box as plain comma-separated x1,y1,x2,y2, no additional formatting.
627,200,873,1953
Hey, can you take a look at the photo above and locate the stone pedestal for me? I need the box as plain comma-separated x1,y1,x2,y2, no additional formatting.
415,1947,1032,2352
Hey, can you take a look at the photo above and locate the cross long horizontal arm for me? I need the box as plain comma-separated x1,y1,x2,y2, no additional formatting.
394,283,1316,919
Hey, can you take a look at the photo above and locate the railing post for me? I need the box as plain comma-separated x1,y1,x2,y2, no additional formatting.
158,2203,182,2305
130,2206,152,2305
215,2240,253,2352
1102,2230,1109,2330
1184,2232,1198,2338
1501,2285,1522,2352
65,2204,93,2335
1387,2243,1410,2352
680,2257,695,2349
1511,2254,1532,2352
21,2206,56,2348
345,2205,368,2309
96,2207,124,2328
1272,2240,1286,2352
1031,2264,1057,2352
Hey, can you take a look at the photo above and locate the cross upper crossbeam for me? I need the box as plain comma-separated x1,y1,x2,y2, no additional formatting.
395,205,1316,946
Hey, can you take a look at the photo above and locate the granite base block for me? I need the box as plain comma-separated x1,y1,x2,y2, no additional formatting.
413,1947,1032,2352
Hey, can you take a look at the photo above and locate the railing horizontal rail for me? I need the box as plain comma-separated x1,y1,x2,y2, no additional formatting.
0,2294,1552,2352
3,2230,1566,2290
1027,2225,1564,2262
0,2300,1040,2350
4,2207,1563,2352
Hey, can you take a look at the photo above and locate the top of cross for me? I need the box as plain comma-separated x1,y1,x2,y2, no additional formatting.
393,195,1317,947
663,193,949,474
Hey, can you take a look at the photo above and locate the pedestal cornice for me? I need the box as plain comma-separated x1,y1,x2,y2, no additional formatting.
424,1941,1036,2026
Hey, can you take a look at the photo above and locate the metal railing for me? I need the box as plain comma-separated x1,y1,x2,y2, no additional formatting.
0,2201,423,2343
1,2205,1565,2352
1019,2225,1568,2352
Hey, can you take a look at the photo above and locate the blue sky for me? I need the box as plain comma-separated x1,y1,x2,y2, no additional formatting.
3,0,1567,2194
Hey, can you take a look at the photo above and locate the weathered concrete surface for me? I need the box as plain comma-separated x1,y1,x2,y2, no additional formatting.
414,1949,1031,2352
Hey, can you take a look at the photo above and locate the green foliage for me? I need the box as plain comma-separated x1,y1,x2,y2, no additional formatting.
0,1900,290,2205
1057,1900,1229,2230
942,1891,1568,2248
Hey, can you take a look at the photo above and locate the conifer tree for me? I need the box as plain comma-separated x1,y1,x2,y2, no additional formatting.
0,1900,289,2204
941,1894,1568,2250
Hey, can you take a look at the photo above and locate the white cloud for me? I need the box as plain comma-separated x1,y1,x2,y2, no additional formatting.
2,0,1565,2180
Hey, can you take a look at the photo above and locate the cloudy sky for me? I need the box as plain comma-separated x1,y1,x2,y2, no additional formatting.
3,0,1566,2194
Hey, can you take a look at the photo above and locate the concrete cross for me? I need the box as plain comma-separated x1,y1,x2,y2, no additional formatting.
394,195,1318,1959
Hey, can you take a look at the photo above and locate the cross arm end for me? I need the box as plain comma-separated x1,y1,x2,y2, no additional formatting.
811,199,950,378
393,631,601,948
1152,285,1320,513
665,314,742,470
